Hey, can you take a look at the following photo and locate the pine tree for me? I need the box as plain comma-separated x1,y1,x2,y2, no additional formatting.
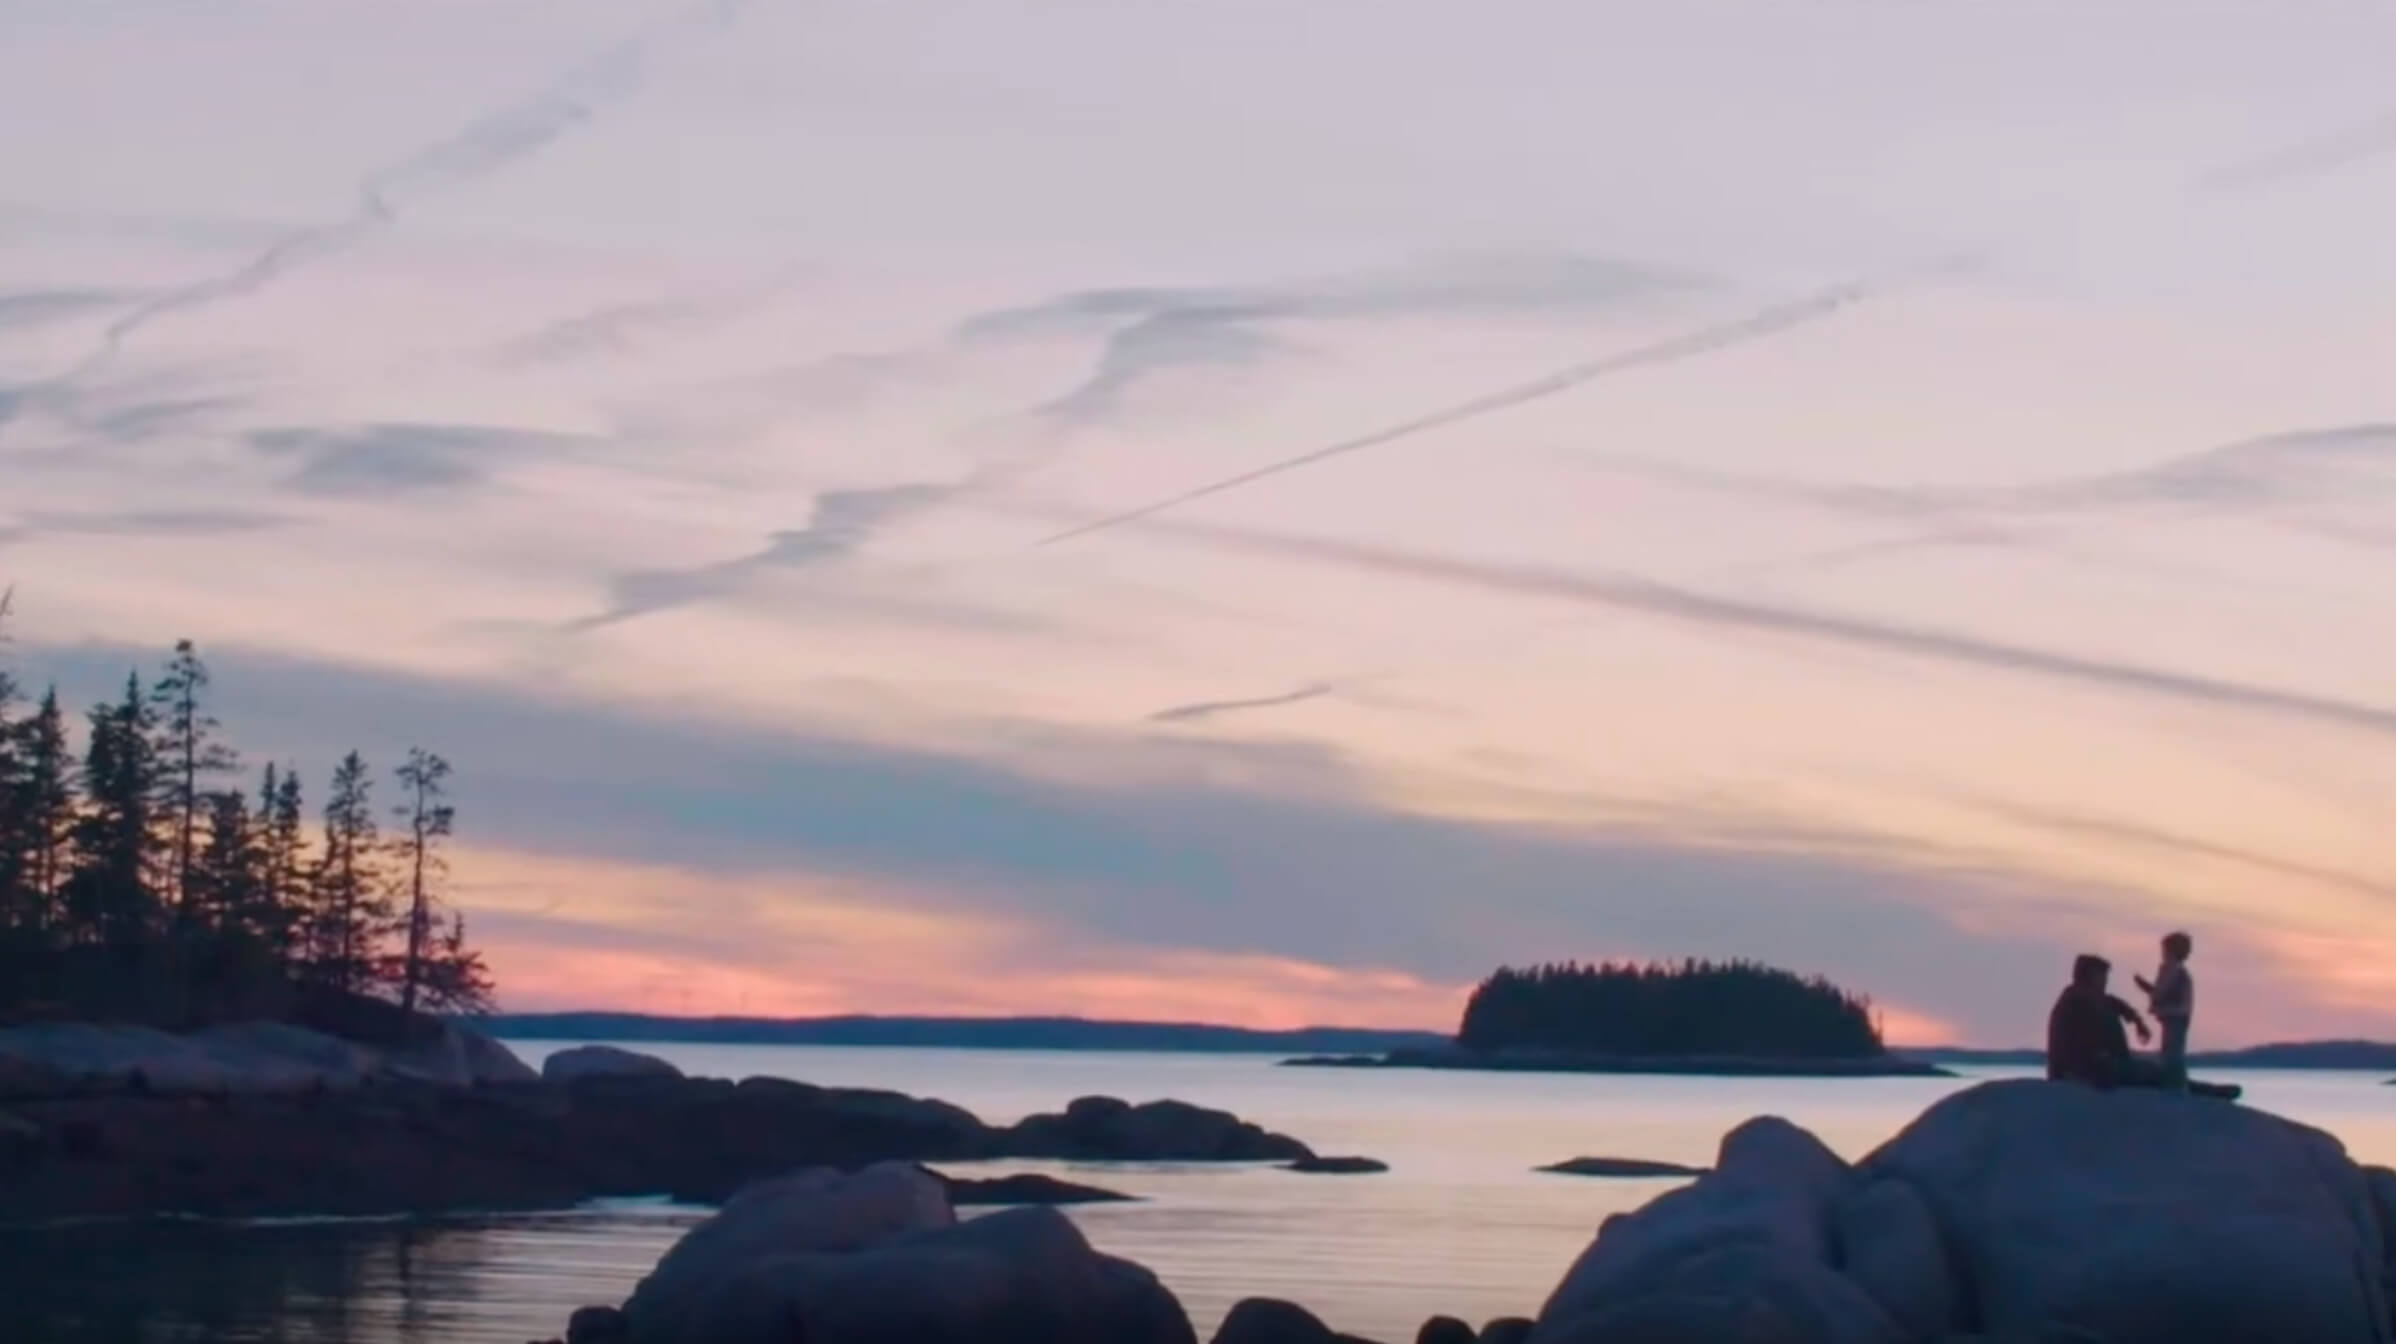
390,749,455,1017
15,689,76,933
64,673,163,946
150,641,238,925
416,911,496,1015
255,763,310,966
0,589,23,928
193,789,264,936
0,599,498,1024
308,750,390,994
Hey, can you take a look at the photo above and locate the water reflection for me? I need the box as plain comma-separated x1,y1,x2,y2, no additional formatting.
0,1208,703,1344
8,1053,2394,1344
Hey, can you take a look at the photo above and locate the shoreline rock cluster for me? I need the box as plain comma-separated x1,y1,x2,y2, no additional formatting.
0,1028,1320,1223
538,1078,2396,1344
1530,1078,2396,1343
529,1162,1535,1344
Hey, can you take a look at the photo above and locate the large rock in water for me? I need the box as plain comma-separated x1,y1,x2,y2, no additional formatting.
1535,1115,1901,1344
625,1163,956,1328
543,1044,684,1083
620,1161,1194,1344
1860,1079,2392,1343
1528,1079,2396,1344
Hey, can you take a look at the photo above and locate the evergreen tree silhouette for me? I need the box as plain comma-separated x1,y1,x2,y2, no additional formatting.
1455,958,1885,1059
149,640,239,924
65,673,163,949
255,763,311,967
391,748,455,1017
0,593,495,1025
14,690,75,928
308,750,391,995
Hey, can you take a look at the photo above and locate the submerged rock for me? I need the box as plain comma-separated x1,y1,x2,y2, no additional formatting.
935,1170,1135,1205
1528,1078,2396,1344
1535,1155,1706,1178
1286,1155,1389,1174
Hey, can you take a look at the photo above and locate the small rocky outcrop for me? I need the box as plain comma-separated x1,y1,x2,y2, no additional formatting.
1005,1095,1314,1163
613,1162,1194,1344
1285,1155,1389,1174
1209,1297,1378,1344
1530,1078,2396,1344
1476,1318,1533,1344
1535,1155,1705,1178
934,1170,1135,1205
1416,1315,1475,1344
541,1045,683,1083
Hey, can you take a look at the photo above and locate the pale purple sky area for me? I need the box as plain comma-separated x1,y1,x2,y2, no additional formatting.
4,0,2394,1043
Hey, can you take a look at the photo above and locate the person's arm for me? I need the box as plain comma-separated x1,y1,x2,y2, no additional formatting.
2108,994,2152,1043
2134,974,2156,995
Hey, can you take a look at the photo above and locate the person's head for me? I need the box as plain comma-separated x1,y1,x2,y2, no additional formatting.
2162,931,2192,963
2072,953,2111,990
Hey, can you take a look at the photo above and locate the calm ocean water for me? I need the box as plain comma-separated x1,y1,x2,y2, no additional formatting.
9,1042,2396,1342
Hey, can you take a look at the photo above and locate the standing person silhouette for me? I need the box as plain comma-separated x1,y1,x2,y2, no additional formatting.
2136,931,2196,1088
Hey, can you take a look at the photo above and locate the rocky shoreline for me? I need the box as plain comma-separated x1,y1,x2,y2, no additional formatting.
1282,1044,1952,1077
0,1027,1319,1224
529,1078,2396,1344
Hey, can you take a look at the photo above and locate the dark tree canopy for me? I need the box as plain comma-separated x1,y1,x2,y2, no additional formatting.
1456,958,1887,1059
0,599,496,1028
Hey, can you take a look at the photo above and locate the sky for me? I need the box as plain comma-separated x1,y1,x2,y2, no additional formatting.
2,0,2393,1045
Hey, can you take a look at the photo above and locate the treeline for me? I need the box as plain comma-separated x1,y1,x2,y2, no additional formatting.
0,594,492,1027
1456,958,1885,1059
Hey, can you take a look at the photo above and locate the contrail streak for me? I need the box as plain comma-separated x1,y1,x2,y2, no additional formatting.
1033,259,1972,547
2193,105,2396,196
1148,681,1336,723
66,0,754,382
1124,515,2396,741
1029,92,2396,552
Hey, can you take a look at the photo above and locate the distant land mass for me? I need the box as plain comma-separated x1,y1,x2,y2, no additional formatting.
477,1016,2396,1071
1900,1040,2396,1072
479,1013,1451,1055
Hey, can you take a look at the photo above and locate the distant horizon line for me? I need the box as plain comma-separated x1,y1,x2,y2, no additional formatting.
479,1008,1449,1034
473,1009,2396,1058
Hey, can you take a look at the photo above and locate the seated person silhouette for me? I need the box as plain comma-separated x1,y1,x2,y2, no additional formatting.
2046,953,2155,1088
